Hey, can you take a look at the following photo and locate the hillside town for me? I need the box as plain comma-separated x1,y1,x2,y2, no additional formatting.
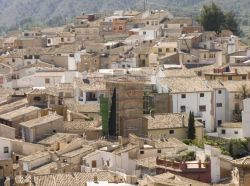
0,8,250,186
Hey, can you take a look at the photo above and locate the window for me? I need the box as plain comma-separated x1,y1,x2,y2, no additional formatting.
202,121,206,128
45,78,50,84
217,120,222,126
4,147,9,153
180,106,186,113
158,48,162,53
200,93,204,97
216,103,222,107
221,129,226,134
118,26,123,30
61,38,64,42
235,94,240,99
242,76,247,80
34,55,39,59
218,90,222,94
199,105,206,112
92,160,97,168
143,31,146,35
142,60,146,67
33,97,41,101
181,94,186,99
140,150,144,154
12,58,15,63
235,103,240,110
234,131,238,134
47,39,51,44
174,48,177,52
86,92,97,101
166,48,169,52
228,76,232,80
169,130,174,134
157,149,161,153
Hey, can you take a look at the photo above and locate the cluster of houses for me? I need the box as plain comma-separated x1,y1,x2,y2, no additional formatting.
0,9,250,186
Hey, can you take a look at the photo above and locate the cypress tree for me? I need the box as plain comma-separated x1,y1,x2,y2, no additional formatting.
108,88,117,137
188,111,196,140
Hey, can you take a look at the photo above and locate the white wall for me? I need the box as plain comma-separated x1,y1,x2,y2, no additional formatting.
83,150,113,170
62,71,80,83
0,138,11,159
217,127,243,139
172,92,213,132
139,30,156,41
68,57,77,71
205,145,221,183
214,89,227,128
242,99,250,137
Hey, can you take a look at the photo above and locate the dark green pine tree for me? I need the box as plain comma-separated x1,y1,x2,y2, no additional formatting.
197,3,225,34
188,111,196,140
108,88,117,137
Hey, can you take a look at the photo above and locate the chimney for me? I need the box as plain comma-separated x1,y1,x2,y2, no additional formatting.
31,174,35,185
118,136,123,146
235,68,238,74
94,175,98,183
150,109,155,118
113,175,118,183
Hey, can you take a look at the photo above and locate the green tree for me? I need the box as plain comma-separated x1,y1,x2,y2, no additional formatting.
224,12,240,35
197,3,241,35
188,111,196,140
197,3,225,34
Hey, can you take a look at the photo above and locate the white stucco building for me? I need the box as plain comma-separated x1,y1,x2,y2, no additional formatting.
157,77,214,132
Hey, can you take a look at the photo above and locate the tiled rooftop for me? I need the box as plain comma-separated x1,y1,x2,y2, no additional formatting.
0,98,27,114
20,151,50,162
61,146,93,158
20,114,62,128
15,171,117,186
38,133,80,145
0,106,40,120
159,77,212,93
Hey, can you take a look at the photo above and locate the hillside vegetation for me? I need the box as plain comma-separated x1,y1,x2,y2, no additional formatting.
0,0,249,42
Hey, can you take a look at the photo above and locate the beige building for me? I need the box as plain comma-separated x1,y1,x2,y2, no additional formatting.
0,106,41,138
143,113,204,142
106,79,145,137
20,114,64,142
59,146,93,171
0,159,13,177
0,123,15,139
139,172,210,186
0,98,28,115
232,156,250,186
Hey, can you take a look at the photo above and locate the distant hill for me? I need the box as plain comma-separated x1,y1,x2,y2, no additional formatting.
0,0,249,31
